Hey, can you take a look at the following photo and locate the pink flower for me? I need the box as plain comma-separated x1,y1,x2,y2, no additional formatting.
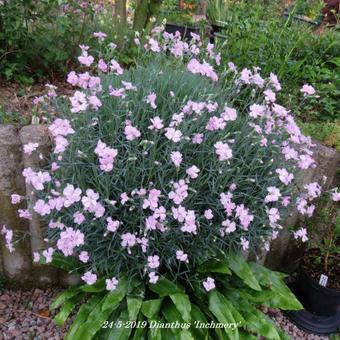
49,119,74,137
187,59,218,82
240,237,249,251
149,116,164,130
124,122,141,141
282,196,291,207
18,209,32,220
1,226,14,253
63,184,82,208
79,251,89,263
70,91,88,113
269,73,281,91
149,272,159,284
235,204,254,230
88,95,102,110
304,182,322,200
122,81,137,91
81,271,97,285
264,89,276,102
73,211,85,225
192,133,203,144
33,252,40,263
57,227,84,256
300,84,315,97
148,255,160,269
78,52,94,67
265,187,281,203
203,277,215,292
221,107,237,121
93,31,107,41
221,219,236,235
42,247,54,263
34,200,51,216
106,277,119,291
67,71,78,86
143,189,161,210
294,228,308,242
168,180,188,205
106,217,120,232
228,62,237,72
276,168,294,185
267,208,280,224
11,194,22,204
298,154,315,170
110,59,124,75
165,128,182,143
23,142,39,155
206,116,226,131
249,104,265,118
186,165,200,179
332,189,340,202
121,233,136,250
170,151,183,167
176,250,188,262
98,59,108,72
120,192,129,205
204,209,213,220
146,92,157,109
214,141,232,161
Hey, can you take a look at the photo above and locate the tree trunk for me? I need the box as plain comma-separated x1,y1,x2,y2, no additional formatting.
133,0,149,32
116,0,127,27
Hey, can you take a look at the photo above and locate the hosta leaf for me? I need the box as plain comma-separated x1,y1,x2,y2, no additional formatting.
141,299,163,319
50,286,80,310
102,278,128,311
170,293,191,322
80,279,106,293
162,300,184,335
51,253,82,272
54,293,85,326
148,277,183,297
105,310,133,340
208,290,239,340
198,259,232,274
226,254,261,291
127,296,143,320
190,304,208,340
65,294,105,340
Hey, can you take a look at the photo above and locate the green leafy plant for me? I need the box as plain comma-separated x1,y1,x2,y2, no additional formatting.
50,254,302,339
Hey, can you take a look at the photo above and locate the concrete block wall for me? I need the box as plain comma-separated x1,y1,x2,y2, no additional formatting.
0,124,339,286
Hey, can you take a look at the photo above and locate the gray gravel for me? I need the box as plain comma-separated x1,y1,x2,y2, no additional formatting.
0,288,331,339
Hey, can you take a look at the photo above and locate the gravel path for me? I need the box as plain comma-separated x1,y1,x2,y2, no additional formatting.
0,288,330,339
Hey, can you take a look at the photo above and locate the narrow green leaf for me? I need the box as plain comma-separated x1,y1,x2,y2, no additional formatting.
80,279,106,293
170,293,191,322
226,254,261,291
51,252,82,272
141,299,163,319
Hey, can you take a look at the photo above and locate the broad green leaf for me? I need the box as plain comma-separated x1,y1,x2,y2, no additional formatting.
141,299,163,319
208,290,239,340
73,290,124,340
198,259,231,275
80,279,106,293
170,293,191,322
180,329,195,340
127,296,143,320
132,314,147,340
148,324,163,340
249,263,302,310
54,293,85,326
226,254,261,291
148,277,183,297
106,310,133,340
190,303,208,340
65,294,105,340
102,278,128,311
50,286,80,310
51,252,82,272
162,300,184,335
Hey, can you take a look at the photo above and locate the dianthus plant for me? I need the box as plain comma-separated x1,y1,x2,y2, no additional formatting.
10,28,330,290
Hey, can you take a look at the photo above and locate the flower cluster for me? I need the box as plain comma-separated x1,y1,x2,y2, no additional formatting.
7,31,338,292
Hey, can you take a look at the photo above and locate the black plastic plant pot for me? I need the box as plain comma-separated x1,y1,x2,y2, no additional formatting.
295,268,340,317
285,271,340,335
165,23,200,40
